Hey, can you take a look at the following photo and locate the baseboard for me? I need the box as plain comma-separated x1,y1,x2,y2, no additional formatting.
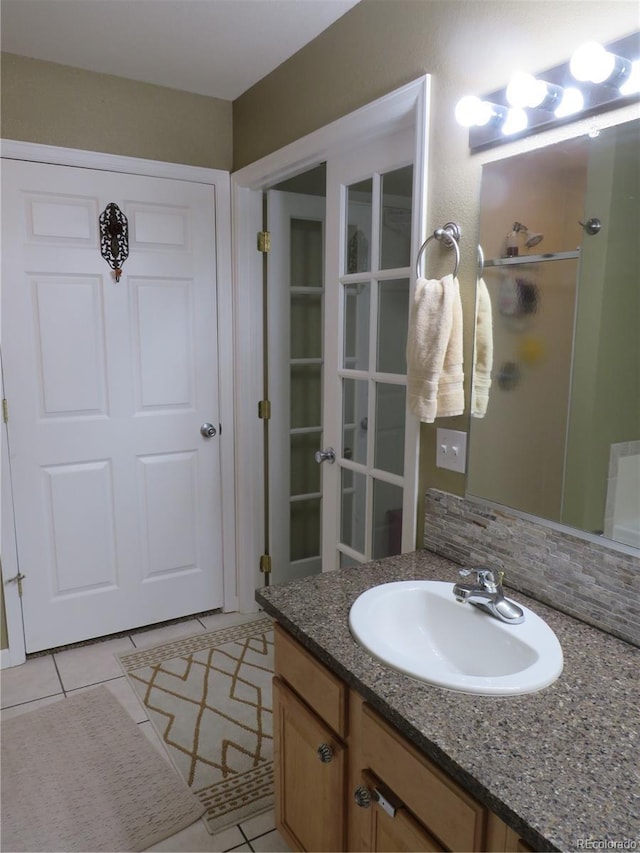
1,647,15,669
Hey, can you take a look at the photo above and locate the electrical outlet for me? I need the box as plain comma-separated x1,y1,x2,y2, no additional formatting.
436,428,467,474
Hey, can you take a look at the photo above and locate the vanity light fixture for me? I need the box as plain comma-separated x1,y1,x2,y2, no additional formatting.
457,31,639,151
619,60,640,96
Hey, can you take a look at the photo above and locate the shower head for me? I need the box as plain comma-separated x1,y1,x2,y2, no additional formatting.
524,231,544,248
513,223,544,249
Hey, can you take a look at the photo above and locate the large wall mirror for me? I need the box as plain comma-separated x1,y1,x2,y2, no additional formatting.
468,116,639,550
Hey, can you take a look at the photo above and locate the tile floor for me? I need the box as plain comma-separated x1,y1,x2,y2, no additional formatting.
1,610,290,853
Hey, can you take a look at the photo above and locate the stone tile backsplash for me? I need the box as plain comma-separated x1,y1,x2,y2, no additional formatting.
423,489,640,646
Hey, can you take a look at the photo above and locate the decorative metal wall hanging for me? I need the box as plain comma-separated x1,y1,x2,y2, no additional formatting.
99,202,129,282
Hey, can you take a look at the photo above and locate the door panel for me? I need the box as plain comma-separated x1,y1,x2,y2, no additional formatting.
323,131,417,571
2,159,224,651
267,188,326,586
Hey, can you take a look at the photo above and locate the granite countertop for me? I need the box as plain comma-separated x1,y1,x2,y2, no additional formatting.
256,550,640,853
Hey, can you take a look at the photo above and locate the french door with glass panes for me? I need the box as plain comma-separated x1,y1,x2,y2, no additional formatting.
267,186,326,585
322,129,419,571
267,129,419,581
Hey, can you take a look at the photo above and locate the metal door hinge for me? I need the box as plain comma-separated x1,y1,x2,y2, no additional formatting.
6,572,26,597
258,399,271,420
2,399,8,423
257,231,271,253
259,554,272,574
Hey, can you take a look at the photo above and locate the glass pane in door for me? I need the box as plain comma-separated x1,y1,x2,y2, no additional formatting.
290,364,322,429
380,165,413,269
290,432,321,496
291,218,323,287
345,179,373,273
377,279,410,374
372,480,404,559
291,293,323,359
343,282,370,370
374,384,406,476
342,378,368,465
341,468,366,555
290,497,321,566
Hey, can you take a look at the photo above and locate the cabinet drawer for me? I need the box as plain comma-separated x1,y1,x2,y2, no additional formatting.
274,624,347,737
361,705,485,852
357,770,444,852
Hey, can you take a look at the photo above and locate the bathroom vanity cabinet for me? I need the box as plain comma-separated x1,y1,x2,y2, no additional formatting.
273,623,532,853
260,551,639,852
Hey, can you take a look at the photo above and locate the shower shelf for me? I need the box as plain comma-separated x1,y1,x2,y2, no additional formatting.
484,250,580,268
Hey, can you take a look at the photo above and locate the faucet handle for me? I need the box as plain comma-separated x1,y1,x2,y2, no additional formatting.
458,568,499,588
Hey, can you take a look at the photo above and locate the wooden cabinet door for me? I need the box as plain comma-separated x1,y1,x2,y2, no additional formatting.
353,771,444,852
274,676,346,851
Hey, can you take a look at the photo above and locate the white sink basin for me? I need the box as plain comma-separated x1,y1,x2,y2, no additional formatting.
349,581,563,696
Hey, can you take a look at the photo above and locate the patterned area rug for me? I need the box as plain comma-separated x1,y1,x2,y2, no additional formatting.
118,617,274,835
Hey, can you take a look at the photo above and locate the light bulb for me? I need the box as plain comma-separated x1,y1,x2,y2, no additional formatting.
501,108,528,136
506,72,548,109
570,41,616,83
620,60,640,96
475,101,500,127
554,87,585,118
455,96,483,127
455,96,502,127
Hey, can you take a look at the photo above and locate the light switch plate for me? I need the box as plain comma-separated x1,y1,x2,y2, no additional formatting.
436,428,467,474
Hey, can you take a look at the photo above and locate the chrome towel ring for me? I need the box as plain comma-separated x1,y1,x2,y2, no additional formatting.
415,222,461,279
477,243,485,278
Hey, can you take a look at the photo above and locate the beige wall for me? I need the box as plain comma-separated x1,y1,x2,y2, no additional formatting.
1,53,233,170
233,0,639,543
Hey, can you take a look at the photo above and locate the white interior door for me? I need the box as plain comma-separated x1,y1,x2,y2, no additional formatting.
267,189,326,585
322,129,420,571
2,159,225,652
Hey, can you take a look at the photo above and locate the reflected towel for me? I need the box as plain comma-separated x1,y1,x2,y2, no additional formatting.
406,274,464,423
471,277,493,418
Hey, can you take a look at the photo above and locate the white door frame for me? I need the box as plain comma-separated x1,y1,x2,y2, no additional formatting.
0,140,237,667
231,76,430,612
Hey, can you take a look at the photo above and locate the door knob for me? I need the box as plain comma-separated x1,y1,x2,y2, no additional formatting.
200,423,217,438
314,447,336,464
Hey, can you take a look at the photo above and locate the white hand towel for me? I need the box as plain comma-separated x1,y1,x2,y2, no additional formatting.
471,277,493,418
406,274,464,423
436,276,464,419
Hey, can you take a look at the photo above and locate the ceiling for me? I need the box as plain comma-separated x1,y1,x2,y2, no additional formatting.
0,0,360,100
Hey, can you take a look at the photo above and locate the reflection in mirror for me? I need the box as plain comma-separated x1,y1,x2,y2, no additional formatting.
468,118,639,549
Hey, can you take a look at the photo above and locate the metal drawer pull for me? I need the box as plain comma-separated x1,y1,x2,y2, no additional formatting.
372,786,397,818
354,784,398,817
316,743,334,763
354,785,372,808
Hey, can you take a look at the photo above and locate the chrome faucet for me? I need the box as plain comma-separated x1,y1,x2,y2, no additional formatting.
453,569,525,624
